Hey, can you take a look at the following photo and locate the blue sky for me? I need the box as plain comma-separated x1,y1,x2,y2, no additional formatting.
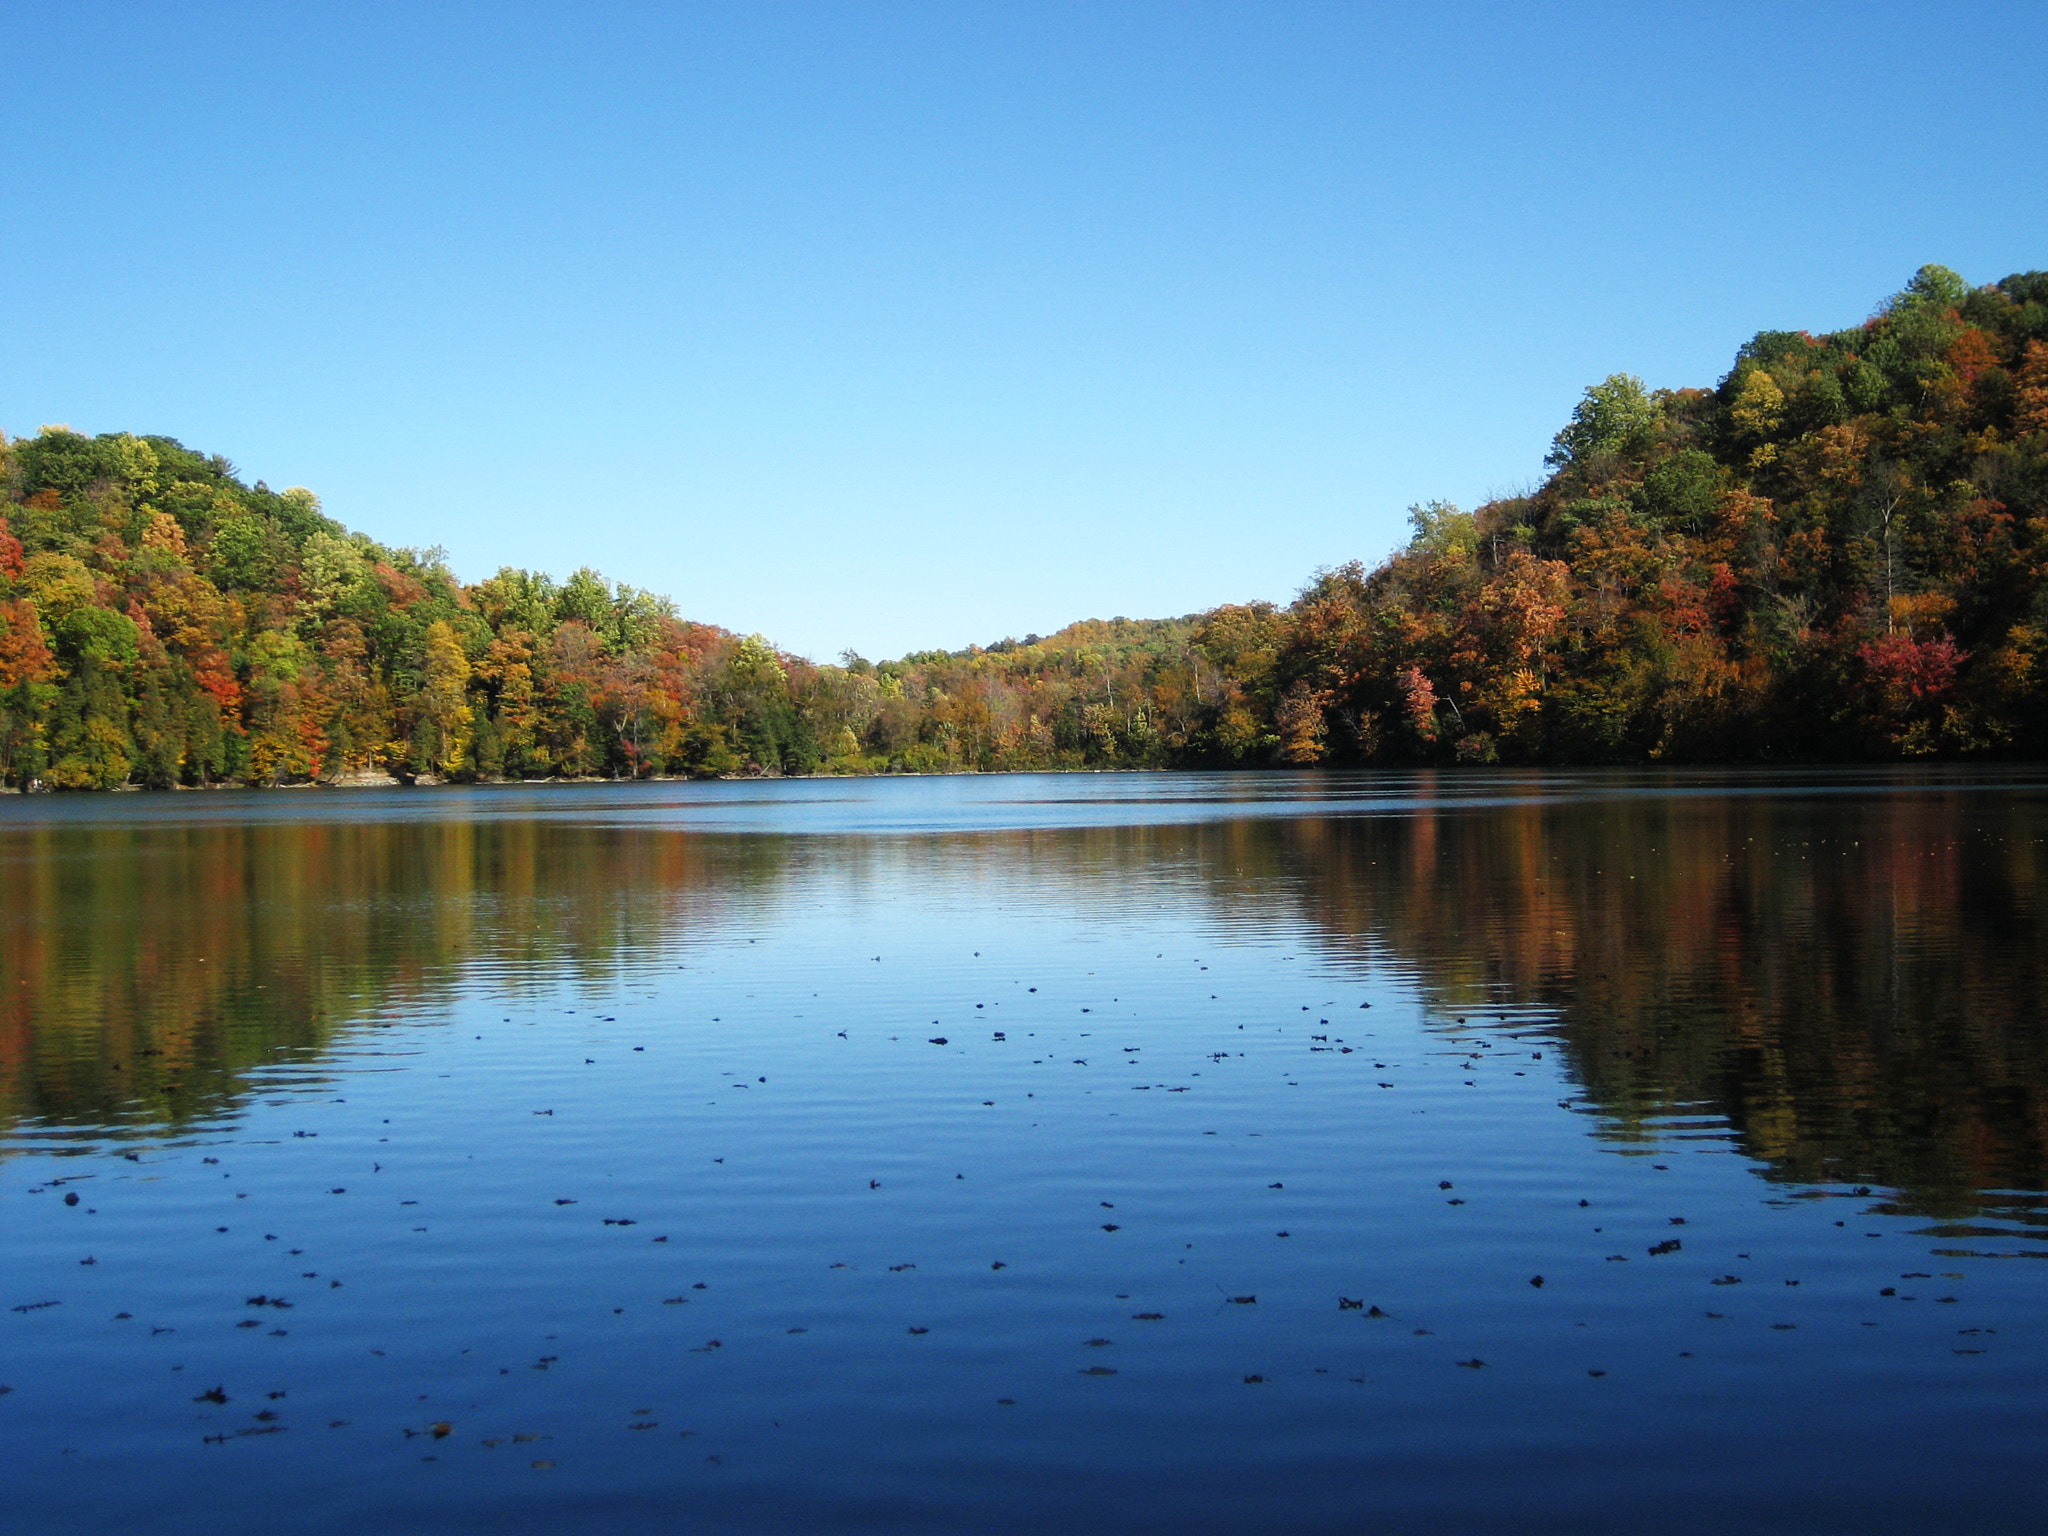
3,2,2042,660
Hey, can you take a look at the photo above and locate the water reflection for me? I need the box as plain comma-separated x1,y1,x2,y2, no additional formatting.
4,774,2044,1221
1245,790,2048,1218
0,820,791,1137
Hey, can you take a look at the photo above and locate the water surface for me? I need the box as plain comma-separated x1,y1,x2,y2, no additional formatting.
3,768,2046,1534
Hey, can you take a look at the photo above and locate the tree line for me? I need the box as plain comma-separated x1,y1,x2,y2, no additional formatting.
2,263,2044,789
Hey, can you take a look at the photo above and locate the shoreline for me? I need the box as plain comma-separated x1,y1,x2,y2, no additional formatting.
6,758,2045,795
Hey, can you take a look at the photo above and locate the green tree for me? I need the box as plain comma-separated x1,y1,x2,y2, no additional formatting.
1547,374,1659,468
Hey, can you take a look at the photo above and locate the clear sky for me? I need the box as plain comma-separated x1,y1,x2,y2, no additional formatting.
3,2,2042,661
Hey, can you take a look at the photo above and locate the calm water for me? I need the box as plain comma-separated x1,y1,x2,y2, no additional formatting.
3,768,2046,1535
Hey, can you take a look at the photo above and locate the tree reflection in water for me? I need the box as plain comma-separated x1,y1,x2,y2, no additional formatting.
3,776,2042,1227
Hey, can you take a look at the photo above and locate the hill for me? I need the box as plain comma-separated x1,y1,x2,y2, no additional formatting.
1250,265,2048,764
3,263,2044,787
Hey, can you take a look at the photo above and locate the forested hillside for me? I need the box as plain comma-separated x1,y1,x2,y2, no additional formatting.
3,263,2045,789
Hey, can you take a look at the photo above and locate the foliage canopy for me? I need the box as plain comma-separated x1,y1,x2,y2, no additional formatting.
6,265,2047,787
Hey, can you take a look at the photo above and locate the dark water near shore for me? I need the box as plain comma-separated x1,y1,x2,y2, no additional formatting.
3,768,2046,1534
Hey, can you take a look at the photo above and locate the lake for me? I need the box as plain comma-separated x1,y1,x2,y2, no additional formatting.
3,768,2046,1534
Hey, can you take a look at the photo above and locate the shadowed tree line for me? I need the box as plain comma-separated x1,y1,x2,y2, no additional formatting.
3,265,2046,789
